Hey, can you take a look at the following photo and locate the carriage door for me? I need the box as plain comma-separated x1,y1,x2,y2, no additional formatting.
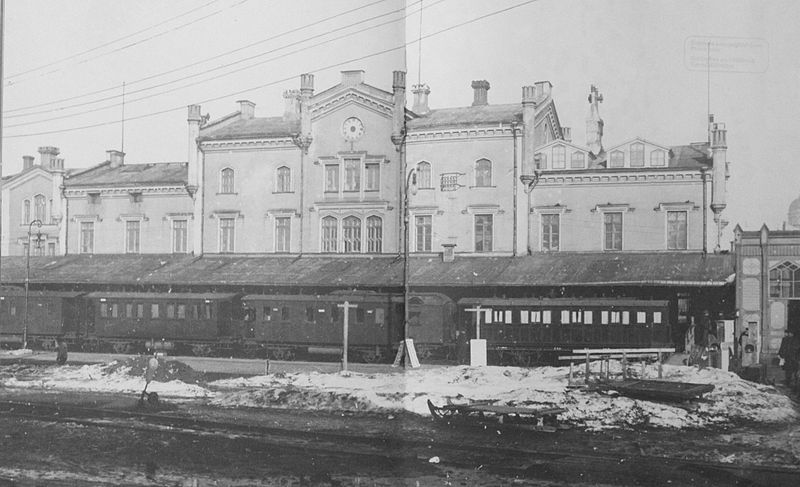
788,301,800,335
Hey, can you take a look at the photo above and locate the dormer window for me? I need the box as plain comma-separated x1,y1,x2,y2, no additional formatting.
571,151,585,169
630,143,644,167
609,150,624,168
551,145,566,169
535,153,547,170
650,150,666,166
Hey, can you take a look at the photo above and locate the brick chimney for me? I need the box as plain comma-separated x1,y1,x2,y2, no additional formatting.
391,71,406,150
521,85,538,179
412,84,431,114
562,127,572,143
107,149,125,168
471,80,490,106
237,100,255,120
298,73,314,151
22,155,35,170
283,89,300,120
38,146,60,168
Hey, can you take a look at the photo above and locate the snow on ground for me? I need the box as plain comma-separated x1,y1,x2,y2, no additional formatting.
0,357,796,430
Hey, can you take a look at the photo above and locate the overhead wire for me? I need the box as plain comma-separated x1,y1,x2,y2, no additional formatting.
5,0,541,139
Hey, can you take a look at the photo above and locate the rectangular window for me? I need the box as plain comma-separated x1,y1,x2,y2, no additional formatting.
610,311,620,324
542,310,552,324
415,215,432,252
604,212,623,251
47,242,56,256
100,303,108,318
322,218,337,252
584,311,593,324
622,311,630,325
275,217,291,252
80,222,94,254
306,307,316,322
343,158,360,192
281,307,290,321
126,303,133,318
630,144,645,167
531,311,541,323
653,311,662,324
151,304,160,319
125,220,141,254
474,214,493,252
137,304,144,318
367,217,382,253
637,312,647,323
561,310,570,324
571,152,585,169
504,310,512,324
375,308,385,324
483,309,492,324
365,163,380,191
325,164,339,192
177,304,186,319
667,211,688,250
219,217,235,253
601,311,609,324
541,214,560,251
203,304,212,320
167,304,175,319
520,310,530,324
172,219,188,253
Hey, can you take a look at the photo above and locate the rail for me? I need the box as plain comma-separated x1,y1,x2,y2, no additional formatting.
559,347,675,386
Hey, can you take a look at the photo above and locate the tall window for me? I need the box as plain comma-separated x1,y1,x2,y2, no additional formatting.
219,217,235,252
275,217,291,252
770,262,800,298
417,161,432,188
609,151,624,168
475,214,493,252
220,168,235,193
34,194,46,221
650,150,666,166
344,159,360,192
415,215,432,252
322,216,337,252
475,159,492,187
630,143,645,167
604,212,623,251
276,166,291,192
23,200,31,224
667,211,687,250
571,151,585,169
366,216,382,252
172,219,188,253
125,220,141,253
343,216,361,253
325,164,339,192
535,153,547,170
365,163,380,191
552,146,566,169
541,214,560,251
80,222,94,254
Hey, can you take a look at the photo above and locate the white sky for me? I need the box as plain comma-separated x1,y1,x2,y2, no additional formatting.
2,0,798,237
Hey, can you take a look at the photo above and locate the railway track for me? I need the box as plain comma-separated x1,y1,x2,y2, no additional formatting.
1,399,798,486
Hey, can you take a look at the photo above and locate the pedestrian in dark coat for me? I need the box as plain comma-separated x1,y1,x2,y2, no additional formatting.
778,330,800,388
56,338,68,365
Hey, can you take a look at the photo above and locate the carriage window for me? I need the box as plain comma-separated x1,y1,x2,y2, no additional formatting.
100,304,107,318
622,311,630,325
137,304,144,318
601,311,609,324
530,311,540,323
355,308,366,324
610,311,620,324
637,312,646,323
262,306,270,320
584,311,593,324
484,309,492,324
571,310,582,323
111,304,119,318
203,304,212,320
331,305,340,322
493,310,503,323
561,310,570,324
178,304,186,319
542,310,552,324
167,304,175,319
10,304,16,316
126,304,133,318
653,311,662,324
281,307,290,321
375,308,385,325
306,307,315,322
151,304,160,319
504,310,512,324
520,310,529,324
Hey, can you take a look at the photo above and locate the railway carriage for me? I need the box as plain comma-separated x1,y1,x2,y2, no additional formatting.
457,297,672,364
0,287,88,348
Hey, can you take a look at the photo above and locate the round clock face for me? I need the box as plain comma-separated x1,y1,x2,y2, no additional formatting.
342,117,364,141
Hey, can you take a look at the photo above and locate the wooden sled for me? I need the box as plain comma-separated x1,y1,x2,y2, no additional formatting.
427,399,567,433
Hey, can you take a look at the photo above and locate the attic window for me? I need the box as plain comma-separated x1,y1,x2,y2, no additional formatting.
87,192,101,204
650,150,666,166
129,192,143,203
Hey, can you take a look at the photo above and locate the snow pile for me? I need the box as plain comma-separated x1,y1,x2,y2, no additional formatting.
210,361,799,430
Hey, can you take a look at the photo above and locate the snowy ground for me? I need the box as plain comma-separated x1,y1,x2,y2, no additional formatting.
1,356,797,431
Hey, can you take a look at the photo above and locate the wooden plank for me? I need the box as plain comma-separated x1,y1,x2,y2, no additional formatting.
466,404,565,415
572,347,675,354
558,353,663,360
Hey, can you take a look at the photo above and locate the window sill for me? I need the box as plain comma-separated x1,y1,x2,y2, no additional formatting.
216,192,239,196
469,185,497,189
272,191,295,195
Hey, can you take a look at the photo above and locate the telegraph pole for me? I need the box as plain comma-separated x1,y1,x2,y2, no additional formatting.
337,301,357,372
0,0,6,289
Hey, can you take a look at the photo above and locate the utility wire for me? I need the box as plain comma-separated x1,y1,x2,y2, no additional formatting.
5,0,433,127
6,0,227,80
5,0,540,139
5,0,392,114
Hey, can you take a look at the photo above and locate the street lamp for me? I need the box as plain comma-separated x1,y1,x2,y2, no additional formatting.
402,168,418,364
24,219,44,350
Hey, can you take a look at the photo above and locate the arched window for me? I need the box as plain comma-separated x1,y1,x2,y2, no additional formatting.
475,159,492,187
321,217,338,252
276,166,291,192
770,262,800,298
366,216,382,253
630,143,645,167
343,216,361,253
609,150,624,168
220,168,235,193
650,150,666,166
571,151,585,169
34,194,46,222
417,161,432,189
23,200,31,224
552,145,566,169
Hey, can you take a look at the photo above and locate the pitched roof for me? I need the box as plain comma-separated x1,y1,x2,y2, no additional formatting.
198,116,301,141
65,162,188,187
407,103,522,130
669,143,711,169
1,252,734,288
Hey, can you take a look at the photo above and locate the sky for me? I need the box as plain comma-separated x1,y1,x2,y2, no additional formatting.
1,0,798,239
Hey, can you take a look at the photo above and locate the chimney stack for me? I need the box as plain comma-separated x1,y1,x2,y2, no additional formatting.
520,85,538,178
22,155,35,170
391,70,406,150
283,89,300,120
38,146,60,168
341,70,365,87
237,100,255,120
52,157,65,171
471,80,490,106
562,127,572,143
298,73,315,151
107,149,125,168
412,84,431,115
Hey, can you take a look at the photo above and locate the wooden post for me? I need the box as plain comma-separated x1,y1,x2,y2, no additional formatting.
338,301,357,372
585,351,590,384
622,351,627,380
465,305,482,339
657,352,663,379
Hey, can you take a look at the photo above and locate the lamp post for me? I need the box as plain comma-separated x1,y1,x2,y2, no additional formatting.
24,219,43,350
402,168,418,364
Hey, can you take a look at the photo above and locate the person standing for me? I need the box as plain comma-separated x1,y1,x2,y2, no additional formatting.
778,330,800,389
56,338,68,365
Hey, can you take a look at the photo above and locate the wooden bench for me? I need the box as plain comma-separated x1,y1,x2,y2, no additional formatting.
559,348,676,385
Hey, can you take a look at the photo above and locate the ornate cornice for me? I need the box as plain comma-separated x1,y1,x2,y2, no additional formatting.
310,91,393,120
200,138,297,152
64,185,188,197
406,125,515,143
536,170,706,185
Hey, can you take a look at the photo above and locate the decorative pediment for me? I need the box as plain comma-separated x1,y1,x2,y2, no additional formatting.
310,88,394,121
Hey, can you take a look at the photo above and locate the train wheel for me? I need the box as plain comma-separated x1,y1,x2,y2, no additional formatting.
112,342,133,355
191,344,213,357
41,338,58,352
